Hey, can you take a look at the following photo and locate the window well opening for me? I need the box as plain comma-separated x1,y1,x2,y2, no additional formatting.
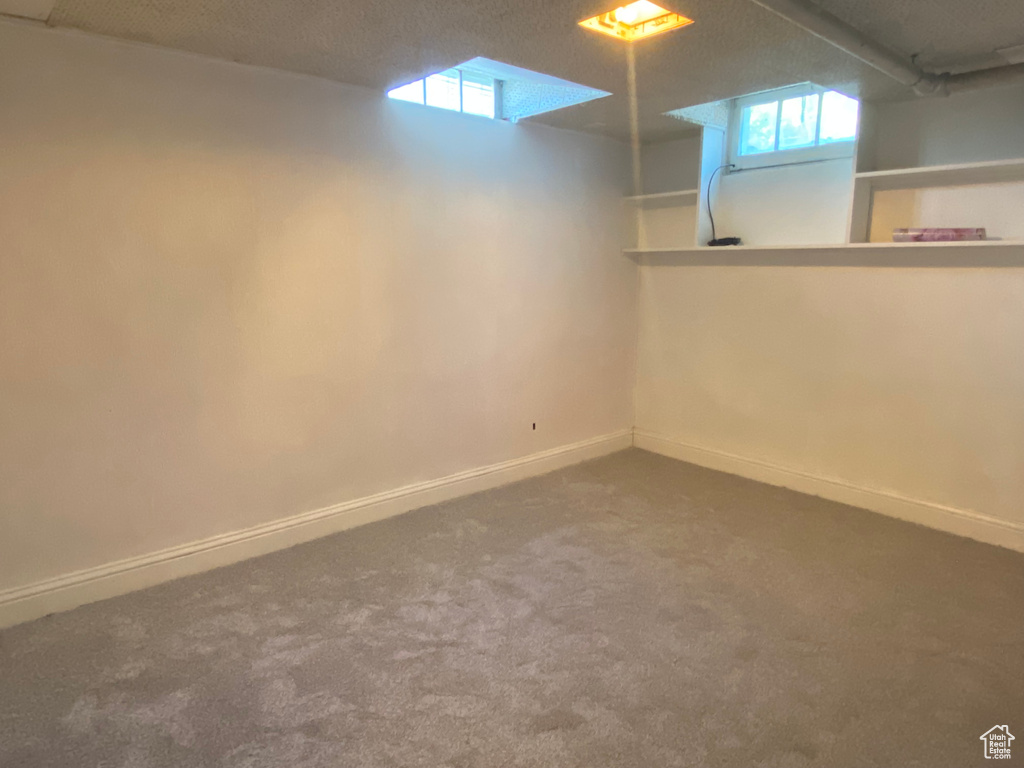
387,57,611,122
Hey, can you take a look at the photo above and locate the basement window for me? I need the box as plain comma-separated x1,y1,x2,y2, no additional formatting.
729,83,860,170
387,58,610,122
388,67,496,118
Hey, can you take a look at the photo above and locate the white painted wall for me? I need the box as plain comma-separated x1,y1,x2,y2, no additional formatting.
633,202,698,250
648,127,854,247
640,135,702,194
714,159,855,246
636,130,856,248
870,183,1024,242
0,20,637,596
628,135,704,250
696,127,727,248
634,258,1024,540
864,82,1024,170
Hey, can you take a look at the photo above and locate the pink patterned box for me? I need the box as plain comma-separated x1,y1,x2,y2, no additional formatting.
892,228,987,242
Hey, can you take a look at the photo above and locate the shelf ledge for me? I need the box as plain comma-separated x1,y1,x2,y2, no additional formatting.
625,241,1024,268
855,158,1024,190
623,189,699,204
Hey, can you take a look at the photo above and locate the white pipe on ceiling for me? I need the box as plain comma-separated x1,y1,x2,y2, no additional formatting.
944,62,1024,94
748,0,1024,96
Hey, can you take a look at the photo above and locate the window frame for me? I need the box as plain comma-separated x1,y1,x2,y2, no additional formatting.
387,67,501,120
728,83,859,170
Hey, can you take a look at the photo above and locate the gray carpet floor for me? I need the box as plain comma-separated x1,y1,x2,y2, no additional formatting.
1,449,1022,768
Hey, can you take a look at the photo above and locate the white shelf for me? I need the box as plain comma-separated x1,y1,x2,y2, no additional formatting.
623,189,699,204
847,158,1024,243
855,158,1024,191
625,241,1024,267
628,241,1022,254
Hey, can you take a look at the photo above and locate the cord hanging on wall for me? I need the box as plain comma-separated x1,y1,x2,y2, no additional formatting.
707,163,741,246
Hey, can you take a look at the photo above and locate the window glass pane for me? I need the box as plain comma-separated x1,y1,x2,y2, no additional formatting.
461,71,495,118
820,90,860,143
740,102,778,155
425,69,461,111
387,80,425,105
778,93,819,150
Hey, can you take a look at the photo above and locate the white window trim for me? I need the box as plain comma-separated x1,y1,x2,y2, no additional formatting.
728,83,857,171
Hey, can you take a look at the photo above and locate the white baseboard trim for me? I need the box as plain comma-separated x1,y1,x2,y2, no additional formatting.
0,430,633,629
633,429,1024,554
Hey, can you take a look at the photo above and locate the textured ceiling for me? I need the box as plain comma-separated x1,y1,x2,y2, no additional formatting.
42,0,1024,142
814,0,1024,73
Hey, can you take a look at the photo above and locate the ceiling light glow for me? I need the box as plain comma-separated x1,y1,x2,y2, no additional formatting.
614,5,640,24
580,1,694,43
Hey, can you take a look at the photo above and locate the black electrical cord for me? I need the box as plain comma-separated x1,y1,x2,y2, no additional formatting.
707,163,737,246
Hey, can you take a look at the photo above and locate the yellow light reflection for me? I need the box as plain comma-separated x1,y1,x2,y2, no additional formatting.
580,1,694,42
